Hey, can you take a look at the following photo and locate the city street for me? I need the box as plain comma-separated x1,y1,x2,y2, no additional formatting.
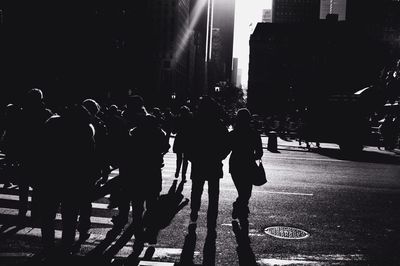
1,138,400,265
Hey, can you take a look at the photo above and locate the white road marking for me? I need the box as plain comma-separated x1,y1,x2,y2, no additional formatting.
0,194,111,210
258,254,365,265
219,188,313,196
0,207,113,225
0,252,34,258
139,262,175,266
262,155,345,163
0,194,32,201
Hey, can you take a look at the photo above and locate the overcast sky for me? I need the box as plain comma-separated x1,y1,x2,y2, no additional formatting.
233,0,271,88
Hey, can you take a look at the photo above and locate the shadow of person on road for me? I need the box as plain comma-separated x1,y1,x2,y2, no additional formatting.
178,222,197,266
316,147,400,165
232,220,258,266
87,180,188,265
0,222,26,240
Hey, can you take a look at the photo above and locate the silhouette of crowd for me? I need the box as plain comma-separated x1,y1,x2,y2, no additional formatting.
0,88,265,266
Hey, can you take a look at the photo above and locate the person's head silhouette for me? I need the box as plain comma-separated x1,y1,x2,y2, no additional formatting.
83,99,100,117
235,108,251,129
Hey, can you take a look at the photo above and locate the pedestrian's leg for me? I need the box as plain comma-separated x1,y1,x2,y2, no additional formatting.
175,153,183,178
112,191,130,228
17,179,29,220
207,178,220,234
144,195,159,245
203,178,219,266
238,182,252,237
60,200,79,254
182,155,188,181
231,175,241,220
40,197,59,252
129,199,145,261
190,178,205,224
78,200,92,241
132,198,145,238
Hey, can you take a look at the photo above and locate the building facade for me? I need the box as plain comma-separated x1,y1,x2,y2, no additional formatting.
272,0,320,23
262,9,272,23
231,57,239,87
210,0,236,88
247,21,385,115
320,0,347,21
151,0,191,106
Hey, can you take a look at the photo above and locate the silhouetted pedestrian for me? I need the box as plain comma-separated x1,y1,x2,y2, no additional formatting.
38,104,95,256
0,103,22,189
173,105,192,181
185,96,230,266
19,88,52,223
120,114,170,260
229,108,263,237
110,95,149,228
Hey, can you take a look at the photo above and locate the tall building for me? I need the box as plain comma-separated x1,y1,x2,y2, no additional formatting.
320,0,347,21
272,0,320,23
346,0,400,62
189,0,213,97
232,57,238,87
211,0,236,85
151,0,191,106
248,21,384,114
237,68,242,89
262,9,272,23
346,0,400,26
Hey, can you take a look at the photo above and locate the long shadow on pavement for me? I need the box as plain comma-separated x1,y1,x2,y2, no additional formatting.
232,220,258,266
316,147,400,165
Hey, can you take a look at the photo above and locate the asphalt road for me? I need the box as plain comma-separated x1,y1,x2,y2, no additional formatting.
1,140,400,265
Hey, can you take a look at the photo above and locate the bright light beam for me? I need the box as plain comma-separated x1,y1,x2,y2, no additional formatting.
173,0,208,64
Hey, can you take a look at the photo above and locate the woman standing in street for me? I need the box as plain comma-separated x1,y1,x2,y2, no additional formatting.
229,108,263,237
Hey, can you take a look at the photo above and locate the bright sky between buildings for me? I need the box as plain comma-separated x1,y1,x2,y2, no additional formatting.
233,0,271,89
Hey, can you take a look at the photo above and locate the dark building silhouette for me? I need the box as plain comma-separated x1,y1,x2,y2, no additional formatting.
211,0,235,86
346,0,400,59
0,4,156,106
151,0,191,107
232,57,239,88
247,21,385,115
209,28,224,89
272,0,320,23
0,2,198,107
189,0,212,98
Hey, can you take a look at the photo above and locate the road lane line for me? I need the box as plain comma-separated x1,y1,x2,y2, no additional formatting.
219,188,313,196
262,156,345,162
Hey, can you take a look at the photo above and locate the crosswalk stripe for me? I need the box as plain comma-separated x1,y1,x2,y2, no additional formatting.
0,252,35,258
0,207,113,225
0,194,112,210
0,153,200,262
0,154,180,228
139,262,175,266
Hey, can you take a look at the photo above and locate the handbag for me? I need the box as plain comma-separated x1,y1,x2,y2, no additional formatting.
252,160,267,186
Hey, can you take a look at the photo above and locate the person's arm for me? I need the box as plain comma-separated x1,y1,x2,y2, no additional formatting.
219,122,231,160
254,131,263,160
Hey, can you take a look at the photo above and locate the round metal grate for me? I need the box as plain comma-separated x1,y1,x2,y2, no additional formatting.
264,226,310,240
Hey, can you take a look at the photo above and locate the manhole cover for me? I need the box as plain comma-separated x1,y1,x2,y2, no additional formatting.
264,226,310,239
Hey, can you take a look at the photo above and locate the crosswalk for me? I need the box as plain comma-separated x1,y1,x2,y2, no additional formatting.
0,150,191,263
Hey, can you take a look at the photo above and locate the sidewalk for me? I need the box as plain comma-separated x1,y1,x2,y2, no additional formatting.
261,135,400,156
260,136,339,152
